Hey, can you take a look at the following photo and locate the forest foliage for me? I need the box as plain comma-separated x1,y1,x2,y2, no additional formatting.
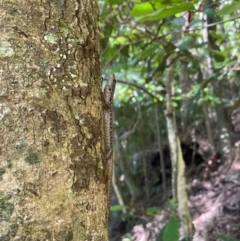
99,0,240,240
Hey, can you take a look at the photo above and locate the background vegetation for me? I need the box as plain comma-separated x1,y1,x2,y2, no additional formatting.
99,0,240,240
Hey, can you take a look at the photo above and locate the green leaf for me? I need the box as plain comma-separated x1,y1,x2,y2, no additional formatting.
158,0,182,4
209,31,228,43
176,36,196,50
211,50,225,62
162,217,180,241
138,45,158,60
129,208,135,216
113,36,129,45
120,45,129,58
110,205,128,211
218,2,240,15
106,0,126,5
168,199,177,211
146,206,162,216
156,225,165,241
134,3,195,22
131,2,154,17
172,17,186,27
204,8,216,17
156,58,167,73
188,19,205,28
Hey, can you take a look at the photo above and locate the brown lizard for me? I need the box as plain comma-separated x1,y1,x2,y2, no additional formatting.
102,74,116,225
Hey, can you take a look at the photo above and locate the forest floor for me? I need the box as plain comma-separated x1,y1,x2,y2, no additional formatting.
131,143,240,241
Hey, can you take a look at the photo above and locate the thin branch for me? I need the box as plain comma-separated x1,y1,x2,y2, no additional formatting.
114,78,161,101
185,15,240,32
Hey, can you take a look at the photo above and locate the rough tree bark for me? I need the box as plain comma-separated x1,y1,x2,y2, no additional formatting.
0,1,108,240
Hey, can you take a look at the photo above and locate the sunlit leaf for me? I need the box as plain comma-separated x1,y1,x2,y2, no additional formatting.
218,2,240,15
158,0,182,4
113,36,129,45
131,2,155,17
134,3,195,22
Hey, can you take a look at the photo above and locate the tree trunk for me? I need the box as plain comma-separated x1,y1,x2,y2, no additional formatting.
165,64,194,239
0,1,108,240
204,0,232,156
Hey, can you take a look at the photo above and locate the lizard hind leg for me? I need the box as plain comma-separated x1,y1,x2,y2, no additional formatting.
106,149,113,161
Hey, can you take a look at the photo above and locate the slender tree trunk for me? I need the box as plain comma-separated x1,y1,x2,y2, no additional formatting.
203,0,232,156
0,1,108,240
203,103,215,151
165,64,177,200
113,132,127,214
178,60,190,134
165,64,194,239
154,105,166,201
